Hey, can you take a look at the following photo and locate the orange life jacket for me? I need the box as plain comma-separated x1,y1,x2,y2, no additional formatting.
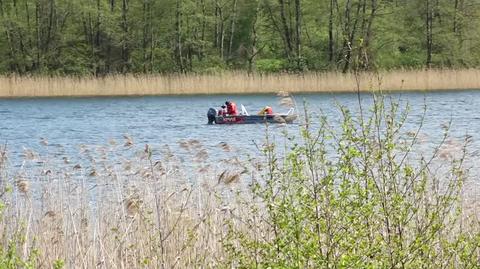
265,106,273,115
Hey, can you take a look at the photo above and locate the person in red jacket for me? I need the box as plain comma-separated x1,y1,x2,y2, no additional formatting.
225,101,238,115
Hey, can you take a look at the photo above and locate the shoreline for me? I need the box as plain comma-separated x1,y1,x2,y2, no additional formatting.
1,69,480,98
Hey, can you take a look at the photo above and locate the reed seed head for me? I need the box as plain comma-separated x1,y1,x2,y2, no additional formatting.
123,161,132,171
218,170,241,184
16,180,29,193
22,149,36,160
124,134,134,147
89,169,98,177
225,173,240,184
218,142,231,152
179,140,190,150
125,197,142,216
44,210,56,218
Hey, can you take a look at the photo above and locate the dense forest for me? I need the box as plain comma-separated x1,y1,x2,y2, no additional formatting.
0,0,479,75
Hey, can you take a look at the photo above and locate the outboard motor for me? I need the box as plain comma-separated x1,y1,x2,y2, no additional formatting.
207,108,217,124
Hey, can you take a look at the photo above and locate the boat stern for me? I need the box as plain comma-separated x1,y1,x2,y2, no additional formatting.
207,108,217,124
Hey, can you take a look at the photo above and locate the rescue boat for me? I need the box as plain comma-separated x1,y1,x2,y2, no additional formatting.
207,105,297,125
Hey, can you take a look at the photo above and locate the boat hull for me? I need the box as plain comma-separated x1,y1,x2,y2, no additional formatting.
214,114,296,124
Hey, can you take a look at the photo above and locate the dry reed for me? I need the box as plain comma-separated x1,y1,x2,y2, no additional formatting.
0,134,478,268
2,69,480,98
0,141,238,268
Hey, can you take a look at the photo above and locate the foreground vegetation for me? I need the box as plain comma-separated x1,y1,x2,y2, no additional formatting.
0,94,478,268
2,69,480,97
1,0,480,75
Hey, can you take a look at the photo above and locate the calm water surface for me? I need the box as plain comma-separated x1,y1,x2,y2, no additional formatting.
1,91,479,169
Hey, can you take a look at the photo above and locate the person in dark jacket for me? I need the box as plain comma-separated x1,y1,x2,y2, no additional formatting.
218,105,227,116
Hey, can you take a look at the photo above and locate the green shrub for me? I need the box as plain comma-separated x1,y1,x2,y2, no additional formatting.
256,59,287,73
0,235,37,269
224,95,479,268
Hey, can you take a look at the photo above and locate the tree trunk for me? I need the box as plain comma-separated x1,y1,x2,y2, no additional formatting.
149,0,154,72
228,0,237,57
35,0,41,71
453,0,460,33
121,0,130,73
200,0,206,59
338,0,351,71
95,0,101,75
278,0,293,59
363,0,377,68
25,0,34,66
359,0,376,70
219,5,225,58
214,0,219,49
248,0,260,73
185,12,193,70
82,10,95,72
175,0,184,72
45,0,55,54
328,0,335,64
294,0,302,69
12,0,28,73
96,0,101,47
341,0,362,73
426,0,433,68
143,0,148,73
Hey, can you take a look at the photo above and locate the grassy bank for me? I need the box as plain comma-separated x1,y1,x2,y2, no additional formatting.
2,69,480,98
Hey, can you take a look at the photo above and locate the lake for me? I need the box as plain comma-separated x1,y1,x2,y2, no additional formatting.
1,91,479,173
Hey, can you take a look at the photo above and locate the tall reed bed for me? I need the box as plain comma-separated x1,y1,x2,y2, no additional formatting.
0,138,247,268
1,69,480,98
0,94,479,268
